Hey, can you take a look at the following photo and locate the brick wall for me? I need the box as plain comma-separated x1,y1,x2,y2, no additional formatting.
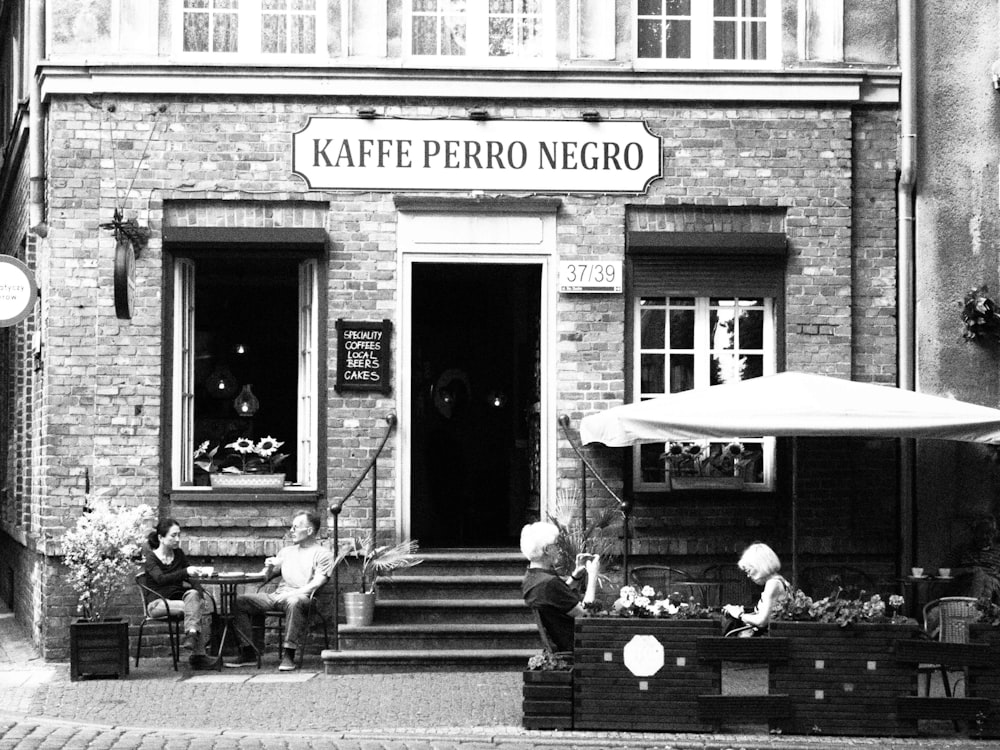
22,96,900,654
851,107,899,384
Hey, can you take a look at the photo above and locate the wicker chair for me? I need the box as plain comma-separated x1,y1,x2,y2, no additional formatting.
920,596,980,697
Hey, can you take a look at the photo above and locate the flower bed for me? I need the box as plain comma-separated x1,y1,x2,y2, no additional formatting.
769,621,922,736
573,617,720,732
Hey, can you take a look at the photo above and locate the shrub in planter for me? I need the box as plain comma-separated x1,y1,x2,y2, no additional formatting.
61,495,153,680
523,652,573,730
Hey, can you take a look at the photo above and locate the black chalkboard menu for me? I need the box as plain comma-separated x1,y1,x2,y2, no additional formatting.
335,319,392,394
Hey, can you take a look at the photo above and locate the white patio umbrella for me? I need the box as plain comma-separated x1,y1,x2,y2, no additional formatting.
579,371,1000,586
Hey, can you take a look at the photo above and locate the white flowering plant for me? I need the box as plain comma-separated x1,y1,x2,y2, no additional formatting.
606,585,713,619
194,436,289,475
61,496,153,622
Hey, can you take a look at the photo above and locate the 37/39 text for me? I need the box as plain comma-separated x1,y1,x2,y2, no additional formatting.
562,264,617,284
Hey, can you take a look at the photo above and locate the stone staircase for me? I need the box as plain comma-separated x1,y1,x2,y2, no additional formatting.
321,549,539,673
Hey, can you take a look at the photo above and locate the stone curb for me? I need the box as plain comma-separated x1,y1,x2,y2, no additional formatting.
0,711,995,749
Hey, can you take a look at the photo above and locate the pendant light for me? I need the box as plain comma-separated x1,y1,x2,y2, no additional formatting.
233,384,260,417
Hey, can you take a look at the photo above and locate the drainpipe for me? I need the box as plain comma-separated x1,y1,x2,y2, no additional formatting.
29,0,47,237
897,0,917,576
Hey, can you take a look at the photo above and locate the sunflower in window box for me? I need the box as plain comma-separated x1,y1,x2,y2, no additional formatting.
660,441,708,477
196,437,290,490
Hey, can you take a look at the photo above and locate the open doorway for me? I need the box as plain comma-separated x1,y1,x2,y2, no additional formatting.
409,263,541,548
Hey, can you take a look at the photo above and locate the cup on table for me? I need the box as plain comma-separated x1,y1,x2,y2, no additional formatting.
911,566,924,578
198,566,215,577
938,567,951,578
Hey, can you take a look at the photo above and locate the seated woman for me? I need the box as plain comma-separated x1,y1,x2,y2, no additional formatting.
143,518,212,667
721,542,789,637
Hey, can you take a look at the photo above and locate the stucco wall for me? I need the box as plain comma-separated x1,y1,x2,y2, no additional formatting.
914,0,1000,565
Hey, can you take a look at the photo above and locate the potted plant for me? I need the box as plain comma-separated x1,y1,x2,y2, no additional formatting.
61,495,153,681
194,436,289,490
342,535,422,626
523,651,574,730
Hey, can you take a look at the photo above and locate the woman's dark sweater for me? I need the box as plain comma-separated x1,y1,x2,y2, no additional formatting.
143,547,191,600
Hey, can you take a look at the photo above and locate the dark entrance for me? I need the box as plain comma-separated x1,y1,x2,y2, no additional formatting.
410,263,541,548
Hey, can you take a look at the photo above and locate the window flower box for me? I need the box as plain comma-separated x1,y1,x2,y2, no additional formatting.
209,472,286,491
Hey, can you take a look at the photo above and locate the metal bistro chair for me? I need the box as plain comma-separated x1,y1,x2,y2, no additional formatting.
802,565,877,600
254,545,350,667
530,608,573,663
629,565,692,597
919,596,980,697
134,572,216,671
703,563,761,610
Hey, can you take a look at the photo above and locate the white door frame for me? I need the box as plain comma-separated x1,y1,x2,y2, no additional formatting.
396,209,557,542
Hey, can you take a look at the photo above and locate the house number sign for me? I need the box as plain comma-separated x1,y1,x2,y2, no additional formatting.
0,255,38,327
336,319,392,395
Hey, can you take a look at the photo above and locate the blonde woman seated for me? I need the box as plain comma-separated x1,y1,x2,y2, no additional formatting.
721,542,789,637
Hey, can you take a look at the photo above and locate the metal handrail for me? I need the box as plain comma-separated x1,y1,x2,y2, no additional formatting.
557,414,631,582
328,412,397,650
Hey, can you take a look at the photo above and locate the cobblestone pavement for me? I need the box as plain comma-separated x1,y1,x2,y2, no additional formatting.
3,606,999,749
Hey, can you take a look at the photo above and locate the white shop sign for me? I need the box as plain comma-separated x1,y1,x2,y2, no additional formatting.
559,260,622,293
0,255,37,327
292,118,661,193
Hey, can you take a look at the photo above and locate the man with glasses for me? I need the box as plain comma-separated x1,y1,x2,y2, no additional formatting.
227,510,335,671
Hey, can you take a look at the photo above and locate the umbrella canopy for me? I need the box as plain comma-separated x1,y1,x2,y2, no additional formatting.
580,371,1000,447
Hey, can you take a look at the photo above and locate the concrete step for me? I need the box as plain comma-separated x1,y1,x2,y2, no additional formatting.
320,647,536,674
376,574,525,599
375,598,532,625
401,550,527,577
338,623,541,651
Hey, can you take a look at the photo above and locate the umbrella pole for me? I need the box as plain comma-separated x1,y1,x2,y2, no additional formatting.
791,436,798,589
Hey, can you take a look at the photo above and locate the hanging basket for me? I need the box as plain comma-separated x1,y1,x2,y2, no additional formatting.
210,473,286,491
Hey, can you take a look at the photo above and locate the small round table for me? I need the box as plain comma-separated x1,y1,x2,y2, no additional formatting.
193,572,266,669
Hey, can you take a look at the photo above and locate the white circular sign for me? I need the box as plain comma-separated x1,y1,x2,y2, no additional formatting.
0,256,37,327
623,634,665,677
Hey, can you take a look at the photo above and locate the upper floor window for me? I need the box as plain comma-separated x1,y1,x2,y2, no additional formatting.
177,0,326,57
635,0,779,68
407,0,554,63
634,295,776,490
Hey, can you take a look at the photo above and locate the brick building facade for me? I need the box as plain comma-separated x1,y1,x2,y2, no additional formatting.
0,0,940,659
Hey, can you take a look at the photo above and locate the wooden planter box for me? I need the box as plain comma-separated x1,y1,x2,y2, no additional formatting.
968,624,1000,738
523,669,573,730
69,618,130,681
769,622,921,737
573,617,720,732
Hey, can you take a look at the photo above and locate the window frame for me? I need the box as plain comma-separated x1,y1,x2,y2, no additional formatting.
631,293,777,492
166,242,324,494
172,0,328,61
402,0,557,68
632,0,782,70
